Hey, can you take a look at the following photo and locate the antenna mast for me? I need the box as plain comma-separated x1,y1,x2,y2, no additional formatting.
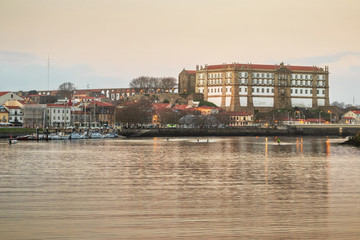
47,57,50,90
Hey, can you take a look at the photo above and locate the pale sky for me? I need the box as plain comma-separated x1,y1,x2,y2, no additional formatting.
1,0,360,104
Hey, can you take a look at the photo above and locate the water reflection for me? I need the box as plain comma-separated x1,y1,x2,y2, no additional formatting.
0,137,359,239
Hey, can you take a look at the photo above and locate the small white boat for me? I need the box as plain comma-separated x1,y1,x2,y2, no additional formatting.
90,132,103,139
48,133,61,140
8,139,18,144
70,132,81,139
104,133,118,138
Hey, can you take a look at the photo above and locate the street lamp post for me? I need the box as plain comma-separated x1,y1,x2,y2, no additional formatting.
328,110,332,124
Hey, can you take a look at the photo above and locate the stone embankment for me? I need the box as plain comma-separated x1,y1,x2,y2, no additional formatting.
120,125,360,138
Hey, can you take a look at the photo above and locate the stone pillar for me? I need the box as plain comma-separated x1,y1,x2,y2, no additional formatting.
312,74,318,108
285,73,292,108
325,72,330,106
203,71,208,101
230,70,240,112
247,71,253,108
273,73,279,108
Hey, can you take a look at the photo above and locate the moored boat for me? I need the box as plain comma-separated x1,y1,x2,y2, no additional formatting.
90,132,103,139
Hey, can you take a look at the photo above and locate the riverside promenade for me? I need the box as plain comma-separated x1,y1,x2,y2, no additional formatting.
120,125,360,138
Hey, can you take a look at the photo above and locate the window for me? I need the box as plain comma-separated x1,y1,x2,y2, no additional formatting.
272,88,274,93
291,89,293,94
317,90,319,94
58,110,60,113
300,89,303,94
261,88,264,93
310,90,313,94
257,88,259,93
322,90,325,94
239,88,241,92
305,89,308,94
245,88,247,92
295,89,298,94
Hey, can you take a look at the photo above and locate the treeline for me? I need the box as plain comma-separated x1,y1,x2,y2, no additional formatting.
129,76,177,91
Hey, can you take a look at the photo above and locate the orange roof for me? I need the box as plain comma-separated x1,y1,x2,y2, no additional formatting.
352,110,360,114
186,70,196,74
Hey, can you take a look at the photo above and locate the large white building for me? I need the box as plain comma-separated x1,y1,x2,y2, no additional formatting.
47,104,71,127
180,62,330,111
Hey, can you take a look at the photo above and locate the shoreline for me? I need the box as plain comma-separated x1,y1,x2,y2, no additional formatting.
119,125,360,138
2,125,360,139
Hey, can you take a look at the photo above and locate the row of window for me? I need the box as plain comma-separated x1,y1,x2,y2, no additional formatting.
200,72,326,81
250,72,275,79
251,88,274,94
53,116,69,120
49,109,69,114
251,79,274,85
207,87,232,93
290,89,325,95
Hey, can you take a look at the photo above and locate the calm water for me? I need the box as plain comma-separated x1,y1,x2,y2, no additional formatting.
0,137,359,239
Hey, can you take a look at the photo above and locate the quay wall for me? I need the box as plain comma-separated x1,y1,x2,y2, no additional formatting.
120,125,360,138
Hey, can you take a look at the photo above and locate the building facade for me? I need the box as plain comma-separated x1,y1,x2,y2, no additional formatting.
178,69,196,94
187,62,330,111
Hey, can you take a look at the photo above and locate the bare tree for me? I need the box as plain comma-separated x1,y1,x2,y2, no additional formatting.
129,76,177,92
58,82,76,99
116,100,152,126
159,77,177,90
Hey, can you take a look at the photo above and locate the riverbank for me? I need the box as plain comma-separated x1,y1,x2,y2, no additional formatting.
342,132,360,147
119,125,360,138
0,128,37,138
2,125,360,139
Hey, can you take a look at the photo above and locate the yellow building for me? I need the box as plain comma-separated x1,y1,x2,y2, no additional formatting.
0,106,9,124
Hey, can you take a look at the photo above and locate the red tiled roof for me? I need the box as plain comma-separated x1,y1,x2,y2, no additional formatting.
26,94,47,97
173,105,191,110
186,70,196,74
196,106,221,110
0,91,10,97
47,104,70,108
352,110,360,114
220,111,252,116
94,101,113,107
152,103,171,110
206,63,321,72
344,117,355,119
72,111,85,114
5,106,21,109
306,118,326,123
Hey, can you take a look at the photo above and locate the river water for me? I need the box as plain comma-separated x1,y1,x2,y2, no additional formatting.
0,137,359,239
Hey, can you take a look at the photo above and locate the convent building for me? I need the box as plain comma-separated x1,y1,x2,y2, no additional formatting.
178,62,330,111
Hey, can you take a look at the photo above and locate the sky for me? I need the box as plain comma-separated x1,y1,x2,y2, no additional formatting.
0,0,360,104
